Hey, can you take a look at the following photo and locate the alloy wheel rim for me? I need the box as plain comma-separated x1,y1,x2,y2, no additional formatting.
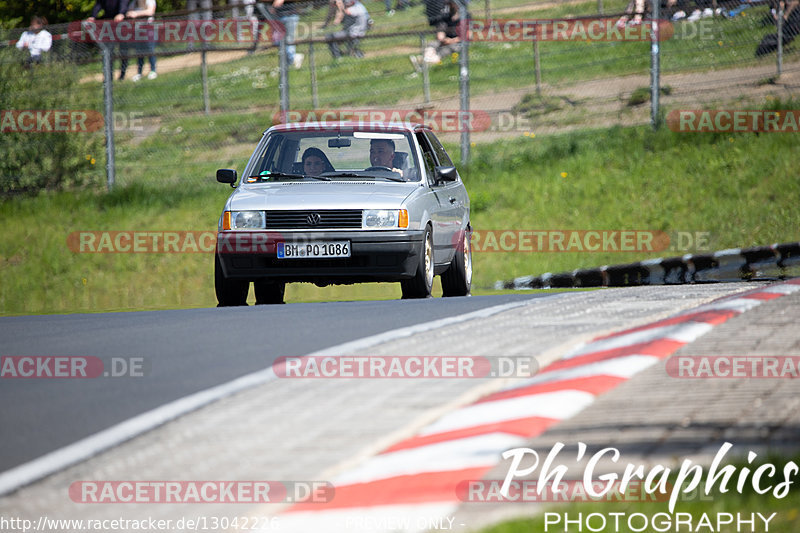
425,233,434,288
464,233,472,284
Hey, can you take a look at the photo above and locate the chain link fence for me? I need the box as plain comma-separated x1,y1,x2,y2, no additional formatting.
1,0,798,193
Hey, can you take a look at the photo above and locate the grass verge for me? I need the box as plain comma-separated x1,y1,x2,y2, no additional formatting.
1,101,799,315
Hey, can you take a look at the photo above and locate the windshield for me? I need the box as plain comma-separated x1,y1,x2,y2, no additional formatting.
244,130,420,183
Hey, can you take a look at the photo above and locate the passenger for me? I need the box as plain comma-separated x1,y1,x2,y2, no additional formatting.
302,147,335,176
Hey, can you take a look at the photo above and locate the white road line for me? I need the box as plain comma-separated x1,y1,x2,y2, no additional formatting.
0,297,542,497
333,433,527,486
507,354,662,388
563,322,714,359
417,390,595,436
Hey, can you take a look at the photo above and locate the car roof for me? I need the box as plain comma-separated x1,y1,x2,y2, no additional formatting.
266,121,433,135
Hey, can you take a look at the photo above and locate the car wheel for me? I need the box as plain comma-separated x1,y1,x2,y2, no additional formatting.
254,280,286,304
215,254,249,306
401,225,434,299
442,228,472,297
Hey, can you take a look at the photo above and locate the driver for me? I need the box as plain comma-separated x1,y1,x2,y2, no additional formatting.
369,139,403,176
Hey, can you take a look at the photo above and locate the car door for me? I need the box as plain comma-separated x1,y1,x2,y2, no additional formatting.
424,131,468,264
414,132,452,266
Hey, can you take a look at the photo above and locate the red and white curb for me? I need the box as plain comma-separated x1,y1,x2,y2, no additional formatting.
271,280,800,532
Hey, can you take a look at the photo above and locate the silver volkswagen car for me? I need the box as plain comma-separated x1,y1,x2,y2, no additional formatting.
214,122,471,305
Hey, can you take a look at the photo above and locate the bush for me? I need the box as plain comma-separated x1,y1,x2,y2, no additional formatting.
0,45,103,195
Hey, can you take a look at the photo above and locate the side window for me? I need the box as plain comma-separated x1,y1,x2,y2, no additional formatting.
255,134,285,174
415,132,437,185
425,131,453,167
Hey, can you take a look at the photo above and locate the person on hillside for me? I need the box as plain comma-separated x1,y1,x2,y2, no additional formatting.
86,0,131,79
755,0,800,55
16,16,52,67
121,0,158,81
325,0,371,59
412,0,461,67
187,0,213,20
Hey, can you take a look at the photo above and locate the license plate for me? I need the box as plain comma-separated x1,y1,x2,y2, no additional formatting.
277,241,351,259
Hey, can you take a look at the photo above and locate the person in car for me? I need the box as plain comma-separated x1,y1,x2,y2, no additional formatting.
302,147,335,176
369,139,397,167
369,139,406,177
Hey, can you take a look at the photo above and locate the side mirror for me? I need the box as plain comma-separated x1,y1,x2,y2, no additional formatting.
436,166,458,182
216,169,237,187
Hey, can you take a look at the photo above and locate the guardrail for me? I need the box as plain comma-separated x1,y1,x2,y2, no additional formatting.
495,242,800,289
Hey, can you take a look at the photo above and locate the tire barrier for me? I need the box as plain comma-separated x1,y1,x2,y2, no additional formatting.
495,242,800,290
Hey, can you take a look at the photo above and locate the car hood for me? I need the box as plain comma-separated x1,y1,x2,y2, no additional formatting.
228,181,418,211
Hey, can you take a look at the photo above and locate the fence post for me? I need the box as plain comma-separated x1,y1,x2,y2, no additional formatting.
309,41,318,109
650,5,661,130
597,0,603,15
534,38,541,97
279,38,290,114
777,2,784,77
421,35,431,104
201,48,210,115
101,43,116,191
457,0,470,165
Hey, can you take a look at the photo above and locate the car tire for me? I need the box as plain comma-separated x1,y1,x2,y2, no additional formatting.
215,254,249,306
442,228,472,297
254,279,286,304
401,225,434,299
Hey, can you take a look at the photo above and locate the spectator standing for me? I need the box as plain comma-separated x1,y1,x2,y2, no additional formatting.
230,0,258,43
123,0,158,81
86,0,131,80
16,16,52,67
271,0,303,68
325,0,370,59
187,0,213,20
88,0,130,21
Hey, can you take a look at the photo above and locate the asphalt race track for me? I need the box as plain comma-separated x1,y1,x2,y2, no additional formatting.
2,282,798,532
0,294,536,472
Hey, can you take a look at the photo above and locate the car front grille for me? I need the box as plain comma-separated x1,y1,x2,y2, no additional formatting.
264,210,363,229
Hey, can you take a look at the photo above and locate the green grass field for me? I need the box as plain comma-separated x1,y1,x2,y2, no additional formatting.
2,0,799,315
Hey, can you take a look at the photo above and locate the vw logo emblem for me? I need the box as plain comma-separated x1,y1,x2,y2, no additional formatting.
306,213,321,226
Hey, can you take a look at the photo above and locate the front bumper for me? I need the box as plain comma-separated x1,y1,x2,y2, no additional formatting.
216,230,426,284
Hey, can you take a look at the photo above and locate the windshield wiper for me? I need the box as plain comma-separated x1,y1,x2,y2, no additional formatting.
249,172,330,181
323,172,405,182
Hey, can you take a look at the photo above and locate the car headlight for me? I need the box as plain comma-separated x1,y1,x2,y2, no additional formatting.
223,211,266,230
363,209,409,229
